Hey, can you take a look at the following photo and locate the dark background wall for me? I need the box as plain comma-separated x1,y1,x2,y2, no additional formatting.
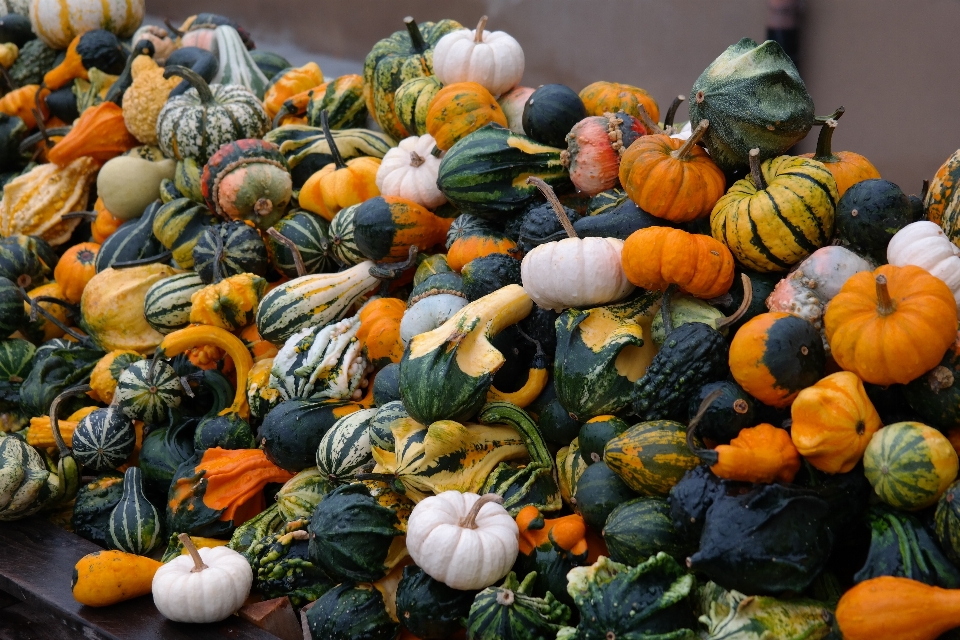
151,0,960,194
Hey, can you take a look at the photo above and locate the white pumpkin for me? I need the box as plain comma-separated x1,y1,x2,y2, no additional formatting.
406,491,519,590
400,293,469,343
375,134,447,210
888,220,960,309
498,86,534,134
432,16,525,97
30,0,145,49
152,534,252,623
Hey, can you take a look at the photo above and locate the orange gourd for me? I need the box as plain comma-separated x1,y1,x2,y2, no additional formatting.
23,281,70,342
0,85,49,128
47,102,139,166
790,371,883,474
579,80,660,124
91,198,124,243
262,62,324,120
26,406,98,449
71,550,163,607
800,108,880,197
426,81,508,152
825,265,958,386
239,323,279,362
835,576,960,640
621,226,734,299
54,241,99,304
618,121,726,222
446,231,518,272
516,505,588,556
357,297,406,368
88,349,143,405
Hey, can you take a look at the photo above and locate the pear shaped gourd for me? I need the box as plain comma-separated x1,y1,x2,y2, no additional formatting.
108,466,162,555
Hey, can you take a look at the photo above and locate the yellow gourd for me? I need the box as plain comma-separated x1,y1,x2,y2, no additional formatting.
72,550,163,607
122,55,181,145
189,273,267,331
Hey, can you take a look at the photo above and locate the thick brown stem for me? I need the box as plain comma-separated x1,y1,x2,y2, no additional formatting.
672,120,709,161
812,119,839,163
526,176,577,238
163,66,215,104
267,227,307,277
748,149,767,191
178,533,208,573
686,388,724,463
49,384,92,457
663,95,685,129
876,274,895,315
409,151,425,168
163,18,185,38
60,211,98,222
716,274,753,330
459,493,504,529
634,104,662,135
474,16,488,43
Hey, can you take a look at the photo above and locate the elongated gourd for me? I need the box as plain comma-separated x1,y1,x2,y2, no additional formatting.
836,576,960,640
72,550,163,607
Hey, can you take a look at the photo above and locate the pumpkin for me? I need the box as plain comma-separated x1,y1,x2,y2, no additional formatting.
864,421,959,511
427,81,508,152
432,15,524,97
115,359,183,424
304,74,367,130
352,195,450,264
447,229,517,273
375,133,447,209
358,297,405,368
563,111,648,196
393,75,442,137
729,311,825,408
927,148,960,244
835,576,960,640
522,83,587,148
800,110,880,197
200,138,292,230
579,80,660,124
47,102,139,167
71,550,162,607
30,0,144,49
710,150,838,272
53,242,98,304
263,62,324,120
88,349,142,405
825,265,957,386
621,226,735,299
888,221,960,310
465,571,571,640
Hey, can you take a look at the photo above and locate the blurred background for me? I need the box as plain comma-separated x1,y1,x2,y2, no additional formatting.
150,0,960,193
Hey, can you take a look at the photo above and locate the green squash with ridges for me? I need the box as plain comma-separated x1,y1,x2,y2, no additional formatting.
227,502,284,554
466,571,570,640
275,467,334,522
602,497,692,565
396,565,476,640
306,583,399,640
267,209,334,277
461,253,522,302
248,522,335,607
71,471,124,548
393,75,442,137
0,235,50,287
115,359,183,425
315,408,377,482
192,221,269,284
935,480,960,565
71,407,136,472
152,198,216,269
251,51,292,80
574,461,636,531
174,158,205,203
604,420,701,496
9,39,58,87
143,272,206,335
263,126,395,190
687,380,755,444
557,438,588,506
306,74,368,130
328,203,365,266
834,179,913,263
107,466,162,555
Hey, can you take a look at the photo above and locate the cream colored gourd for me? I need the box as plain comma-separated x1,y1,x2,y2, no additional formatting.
30,0,144,48
400,294,469,343
152,534,252,623
375,134,447,210
887,221,960,310
432,16,524,97
520,177,634,311
406,491,519,590
97,155,176,220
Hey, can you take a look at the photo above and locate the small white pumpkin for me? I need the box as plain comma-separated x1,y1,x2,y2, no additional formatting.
152,534,252,623
520,177,634,311
432,16,525,97
406,491,519,590
375,134,447,210
888,221,960,309
400,293,469,343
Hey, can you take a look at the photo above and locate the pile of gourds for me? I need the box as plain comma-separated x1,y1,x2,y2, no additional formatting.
2,2,960,639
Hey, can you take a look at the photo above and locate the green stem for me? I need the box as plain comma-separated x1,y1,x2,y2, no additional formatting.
49,384,92,458
163,65,215,104
320,110,347,170
404,17,428,53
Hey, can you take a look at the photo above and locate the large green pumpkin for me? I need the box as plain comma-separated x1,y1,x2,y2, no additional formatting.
602,496,692,565
689,37,815,173
604,420,701,496
306,584,399,640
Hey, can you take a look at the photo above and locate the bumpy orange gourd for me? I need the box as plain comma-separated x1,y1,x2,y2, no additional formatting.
239,323,279,362
357,297,406,368
579,80,660,123
690,420,801,484
72,550,163,607
54,241,99,303
790,371,882,474
426,82,508,152
835,576,960,640
621,226,734,299
446,231,518,272
262,62,324,120
800,111,880,198
189,273,267,332
47,102,139,166
27,407,98,449
825,265,957,386
618,121,725,222
0,85,49,127
516,505,588,556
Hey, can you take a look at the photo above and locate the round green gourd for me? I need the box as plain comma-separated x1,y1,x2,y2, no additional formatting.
408,272,465,304
248,523,335,607
460,253,522,302
367,400,408,453
935,480,960,565
396,565,476,640
260,399,351,473
578,415,629,464
192,221,269,284
538,398,582,446
602,496,692,564
328,203,366,266
276,468,333,522
393,76,442,137
71,407,136,473
306,583,398,640
315,409,378,482
107,466,162,555
267,209,334,277
604,420,701,496
687,380,755,444
413,253,452,285
193,412,255,451
904,337,960,430
0,338,35,380
71,471,124,548
574,461,637,531
115,359,184,425
143,272,206,335
522,84,586,148
835,178,913,263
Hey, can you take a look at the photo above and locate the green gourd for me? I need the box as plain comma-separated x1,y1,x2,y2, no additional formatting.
247,522,335,607
396,565,476,640
107,466,162,555
466,571,570,640
71,407,136,472
115,359,184,425
70,471,124,548
306,583,398,640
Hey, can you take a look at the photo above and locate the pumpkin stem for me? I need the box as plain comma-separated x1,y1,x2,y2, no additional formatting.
671,119,709,161
525,176,577,239
404,17,429,54
460,493,504,529
813,106,845,125
474,15,488,43
112,250,173,269
320,110,348,170
163,18,186,38
748,149,767,191
663,95,686,130
685,388,724,464
716,274,753,330
61,211,98,222
921,179,930,204
409,151,425,168
17,285,90,344
369,245,419,280
178,533,209,573
812,119,841,163
875,274,895,316
267,227,307,277
163,65,215,104
634,103,663,135
496,589,516,606
659,285,676,334
48,384,92,457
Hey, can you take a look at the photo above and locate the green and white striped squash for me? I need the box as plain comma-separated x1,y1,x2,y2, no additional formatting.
0,338,35,380
602,497,691,564
192,221,269,284
95,202,165,272
263,126,395,190
0,433,68,520
603,420,701,496
143,273,206,335
115,359,184,425
267,209,334,278
392,76,442,137
211,25,269,98
0,235,50,286
71,407,137,472
306,74,368,130
466,571,571,640
107,466,162,555
328,204,366,267
367,400,408,453
269,315,366,401
276,467,334,522
316,408,378,482
152,198,216,269
864,422,960,511
255,260,380,345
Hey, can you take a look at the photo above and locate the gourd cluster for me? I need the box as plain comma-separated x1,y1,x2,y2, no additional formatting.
1,3,960,639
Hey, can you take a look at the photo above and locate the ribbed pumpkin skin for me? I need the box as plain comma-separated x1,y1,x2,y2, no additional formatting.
426,82,508,152
305,74,368,130
306,583,399,640
604,420,701,496
353,196,450,262
315,409,377,482
935,480,960,564
603,497,691,564
710,155,838,272
107,466,162,555
267,210,333,277
926,148,960,243
71,407,136,472
0,338,35,381
396,565,476,640
579,81,660,124
151,198,216,269
328,204,365,266
143,273,206,335
192,222,268,284
54,242,99,304
447,231,517,273
578,415,629,464
864,422,959,511
115,359,183,425
201,138,292,230
393,76,442,137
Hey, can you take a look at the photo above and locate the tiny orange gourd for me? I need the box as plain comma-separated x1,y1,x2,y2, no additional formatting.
54,241,100,304
621,226,734,299
446,230,518,272
835,576,960,640
91,198,125,243
426,81,508,152
357,297,406,368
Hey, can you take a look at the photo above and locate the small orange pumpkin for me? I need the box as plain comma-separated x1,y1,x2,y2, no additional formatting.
825,265,958,386
91,198,124,243
618,120,726,222
239,324,279,362
800,108,880,198
357,297,406,368
47,102,139,166
0,85,50,128
621,226,734,299
426,81,508,152
54,241,99,304
262,62,324,120
579,81,660,124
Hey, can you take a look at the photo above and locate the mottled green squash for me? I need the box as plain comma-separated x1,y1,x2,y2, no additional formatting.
935,480,960,565
248,523,335,607
71,471,124,548
573,461,636,531
466,571,570,640
602,496,692,565
697,581,835,640
396,565,476,640
306,583,398,640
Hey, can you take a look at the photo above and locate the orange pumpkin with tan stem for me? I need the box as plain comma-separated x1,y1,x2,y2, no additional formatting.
621,226,734,299
54,242,99,304
825,265,957,386
426,81,508,152
790,371,882,474
836,576,960,640
579,80,660,124
800,107,880,197
618,120,726,222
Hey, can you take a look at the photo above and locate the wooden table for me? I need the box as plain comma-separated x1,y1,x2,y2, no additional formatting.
0,517,278,640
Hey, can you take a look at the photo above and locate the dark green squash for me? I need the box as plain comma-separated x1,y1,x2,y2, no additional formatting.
835,178,913,263
138,413,197,496
522,84,586,148
259,399,354,472
306,74,368,130
574,199,667,241
0,114,26,173
0,235,52,288
573,461,637,531
250,50,291,80
107,466,162,555
460,253,522,302
578,415,629,464
306,583,399,640
396,565,477,640
267,209,334,277
0,276,25,336
19,338,103,418
446,213,495,249
192,221,269,284
667,465,731,544
935,480,960,565
151,198,217,269
602,496,692,565
71,406,136,472
44,84,79,123
519,306,560,365
165,47,219,97
193,412,255,451
709,268,780,334
0,14,34,48
95,201,165,272
9,39,58,87
0,338,35,415
511,198,581,253
537,398,582,447
372,362,401,406
71,471,124,548
903,330,960,430
227,502,284,554
585,187,628,216
466,571,570,640
367,400,407,453
247,523,335,607
408,271,465,303
687,380,755,444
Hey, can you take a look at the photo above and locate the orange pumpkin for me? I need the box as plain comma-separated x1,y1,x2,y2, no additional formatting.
426,81,508,152
620,226,734,299
91,198,124,243
0,85,50,128
618,120,725,222
690,421,801,484
54,242,99,304
790,371,882,474
262,62,324,120
47,102,139,166
825,265,958,386
579,80,660,124
357,297,406,368
835,576,960,640
446,231,518,272
800,109,880,198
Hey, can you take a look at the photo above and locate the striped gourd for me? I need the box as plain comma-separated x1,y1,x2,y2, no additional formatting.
710,155,838,273
143,273,206,335
927,149,960,245
557,438,588,506
936,480,960,564
192,222,269,284
267,209,334,277
269,315,366,401
0,338,34,380
276,467,334,522
0,277,23,336
368,400,408,453
174,158,206,203
864,422,960,511
0,235,49,286
316,408,378,482
0,434,53,520
602,497,691,564
306,74,367,130
152,198,216,269
263,126,395,188
212,25,269,98
446,214,495,250
392,76,442,137
71,407,137,472
255,260,380,345
107,466,162,555
115,359,184,425
329,204,366,266
95,201,165,272
604,420,701,496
